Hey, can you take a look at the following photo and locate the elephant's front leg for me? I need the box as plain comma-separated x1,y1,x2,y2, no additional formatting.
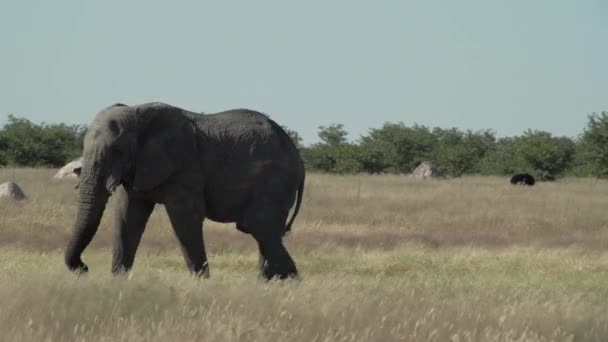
164,196,209,277
111,187,155,274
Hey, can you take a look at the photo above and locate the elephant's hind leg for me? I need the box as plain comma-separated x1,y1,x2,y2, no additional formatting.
243,205,298,280
255,235,298,280
112,188,155,274
164,198,209,277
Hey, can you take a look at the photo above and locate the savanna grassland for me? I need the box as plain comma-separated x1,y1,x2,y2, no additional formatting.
1,169,608,341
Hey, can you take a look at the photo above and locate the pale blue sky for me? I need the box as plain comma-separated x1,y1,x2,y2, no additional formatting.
0,1,606,144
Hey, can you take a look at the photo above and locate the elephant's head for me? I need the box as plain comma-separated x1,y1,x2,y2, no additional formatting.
64,102,198,273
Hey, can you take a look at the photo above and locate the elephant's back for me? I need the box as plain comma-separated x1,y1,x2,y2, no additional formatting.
198,109,297,152
200,109,273,133
197,109,303,222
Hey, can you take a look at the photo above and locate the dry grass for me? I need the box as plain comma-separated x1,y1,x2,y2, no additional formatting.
1,168,608,341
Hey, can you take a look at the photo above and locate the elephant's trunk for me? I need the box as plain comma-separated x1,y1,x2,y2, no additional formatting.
64,159,110,272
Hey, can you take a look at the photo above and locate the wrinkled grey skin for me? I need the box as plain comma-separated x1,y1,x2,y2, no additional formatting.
64,102,305,280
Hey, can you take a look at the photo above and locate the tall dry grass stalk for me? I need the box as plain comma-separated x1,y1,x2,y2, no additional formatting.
1,169,608,341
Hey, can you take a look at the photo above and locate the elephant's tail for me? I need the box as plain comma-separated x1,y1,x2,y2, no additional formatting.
285,176,305,236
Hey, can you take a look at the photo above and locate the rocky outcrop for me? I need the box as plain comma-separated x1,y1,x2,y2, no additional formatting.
54,158,82,179
0,181,27,200
410,161,445,179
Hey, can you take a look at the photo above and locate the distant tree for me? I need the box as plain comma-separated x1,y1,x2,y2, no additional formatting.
477,137,522,175
301,143,336,172
301,124,351,172
576,111,608,175
357,143,391,174
461,129,496,172
360,123,437,173
318,124,348,147
0,130,7,166
432,129,496,176
75,125,87,151
333,144,362,174
434,144,476,177
513,130,576,180
0,115,85,167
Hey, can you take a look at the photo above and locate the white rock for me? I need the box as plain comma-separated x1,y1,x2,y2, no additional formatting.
410,161,445,179
0,181,27,200
54,157,83,179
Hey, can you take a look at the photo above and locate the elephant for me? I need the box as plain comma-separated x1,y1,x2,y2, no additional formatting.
510,173,535,186
64,102,305,280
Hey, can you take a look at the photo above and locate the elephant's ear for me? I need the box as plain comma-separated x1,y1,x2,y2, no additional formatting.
133,112,198,192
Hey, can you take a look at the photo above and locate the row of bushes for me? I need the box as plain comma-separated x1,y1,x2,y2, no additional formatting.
1,112,607,179
288,112,608,180
0,115,85,168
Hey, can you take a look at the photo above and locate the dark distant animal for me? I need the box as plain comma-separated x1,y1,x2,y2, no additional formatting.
510,173,535,186
64,102,305,280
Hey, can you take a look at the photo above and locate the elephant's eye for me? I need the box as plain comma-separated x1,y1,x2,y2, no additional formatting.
109,120,120,135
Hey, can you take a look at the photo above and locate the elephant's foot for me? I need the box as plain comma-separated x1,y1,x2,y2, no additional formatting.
260,260,298,281
193,261,210,278
257,245,299,281
66,258,89,274
253,233,299,281
111,264,132,275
